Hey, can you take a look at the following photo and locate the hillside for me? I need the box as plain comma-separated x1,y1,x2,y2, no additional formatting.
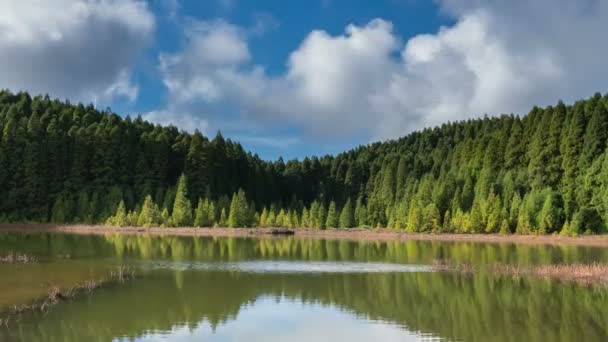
1,90,608,234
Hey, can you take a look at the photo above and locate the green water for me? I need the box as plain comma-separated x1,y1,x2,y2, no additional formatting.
0,233,607,341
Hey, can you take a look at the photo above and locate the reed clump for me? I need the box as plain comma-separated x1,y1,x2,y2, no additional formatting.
0,252,37,264
0,265,137,326
433,259,608,287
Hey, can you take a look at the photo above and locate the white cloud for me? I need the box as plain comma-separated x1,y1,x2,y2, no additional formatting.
143,108,209,134
159,20,250,104
153,0,608,143
0,0,154,103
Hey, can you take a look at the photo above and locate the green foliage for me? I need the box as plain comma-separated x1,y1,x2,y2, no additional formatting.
571,207,604,234
107,200,128,227
172,174,193,227
138,195,161,227
228,189,250,228
1,90,608,235
194,198,210,227
325,201,339,229
339,199,354,228
218,208,228,227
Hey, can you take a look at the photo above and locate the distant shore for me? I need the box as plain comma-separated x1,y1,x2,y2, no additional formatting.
2,224,608,247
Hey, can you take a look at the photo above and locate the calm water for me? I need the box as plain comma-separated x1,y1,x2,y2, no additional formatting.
1,232,607,341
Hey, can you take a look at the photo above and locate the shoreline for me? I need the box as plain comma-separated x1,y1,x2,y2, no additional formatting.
2,224,608,247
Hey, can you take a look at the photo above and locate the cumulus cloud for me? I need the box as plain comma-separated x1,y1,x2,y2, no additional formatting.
0,0,154,103
154,0,608,142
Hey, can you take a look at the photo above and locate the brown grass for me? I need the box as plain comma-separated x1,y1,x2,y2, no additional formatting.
433,259,608,287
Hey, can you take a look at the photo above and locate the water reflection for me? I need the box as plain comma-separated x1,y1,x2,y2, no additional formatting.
125,297,442,342
1,232,607,341
146,260,434,273
2,232,608,266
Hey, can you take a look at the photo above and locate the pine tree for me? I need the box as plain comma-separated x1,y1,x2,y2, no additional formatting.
107,200,128,227
443,210,452,232
468,200,483,233
218,208,228,227
395,156,408,200
228,189,249,228
354,197,367,227
406,204,422,232
424,203,440,232
300,207,310,228
538,192,564,234
561,106,585,216
259,207,269,227
339,198,354,228
484,191,502,233
505,118,524,169
172,174,193,227
138,195,161,227
325,201,339,228
207,201,217,226
194,198,209,227
266,208,276,227
276,209,287,227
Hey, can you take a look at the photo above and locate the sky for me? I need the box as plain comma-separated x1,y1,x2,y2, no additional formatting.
2,0,608,160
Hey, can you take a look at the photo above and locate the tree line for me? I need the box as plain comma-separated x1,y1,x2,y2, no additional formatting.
1,90,608,234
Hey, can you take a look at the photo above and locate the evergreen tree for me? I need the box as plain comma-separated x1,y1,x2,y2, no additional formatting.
300,207,310,228
538,192,564,234
138,195,161,227
107,200,128,227
172,174,193,227
219,208,228,227
354,197,367,227
259,207,269,227
207,201,217,226
339,198,354,228
406,205,422,232
194,198,209,227
424,203,440,232
325,201,339,229
1,89,608,235
228,189,249,227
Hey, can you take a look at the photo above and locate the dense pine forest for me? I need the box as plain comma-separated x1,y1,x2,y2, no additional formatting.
1,89,608,234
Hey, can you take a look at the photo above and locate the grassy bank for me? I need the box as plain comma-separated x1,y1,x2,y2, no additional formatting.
2,224,608,247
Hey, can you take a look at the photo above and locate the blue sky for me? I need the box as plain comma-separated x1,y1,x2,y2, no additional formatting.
118,0,451,159
1,0,608,160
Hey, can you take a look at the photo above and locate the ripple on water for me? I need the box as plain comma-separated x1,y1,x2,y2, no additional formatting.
143,260,434,274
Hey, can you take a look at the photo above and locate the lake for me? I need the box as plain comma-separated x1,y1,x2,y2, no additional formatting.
1,232,607,341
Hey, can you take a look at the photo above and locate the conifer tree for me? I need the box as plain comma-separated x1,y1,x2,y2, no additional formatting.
354,197,367,227
228,189,249,228
219,208,228,227
266,208,276,227
279,209,290,227
406,205,422,232
259,207,269,227
194,198,209,227
108,200,128,227
207,201,217,226
538,192,564,234
300,207,310,228
325,201,339,228
172,174,193,227
138,195,161,227
424,203,440,232
339,198,354,228
443,210,452,232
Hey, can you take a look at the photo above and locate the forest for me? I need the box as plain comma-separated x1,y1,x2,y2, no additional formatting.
1,89,608,235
